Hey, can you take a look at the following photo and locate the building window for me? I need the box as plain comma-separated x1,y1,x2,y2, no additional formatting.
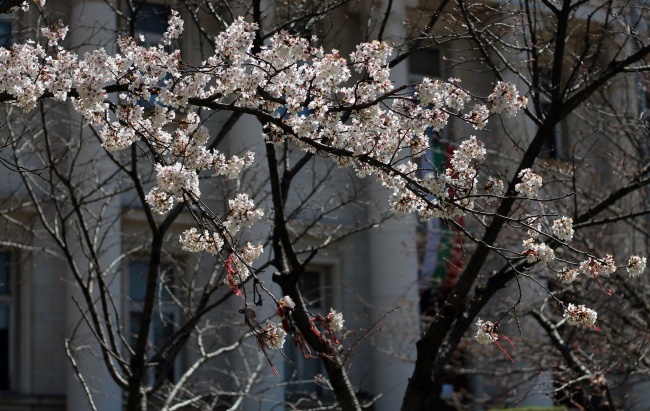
407,48,447,174
0,253,13,391
0,20,12,48
133,2,170,48
130,2,171,109
284,268,330,404
128,261,179,384
408,48,442,79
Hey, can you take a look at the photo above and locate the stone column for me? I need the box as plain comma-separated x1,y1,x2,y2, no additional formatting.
367,3,420,410
499,26,554,409
368,209,419,411
66,2,122,410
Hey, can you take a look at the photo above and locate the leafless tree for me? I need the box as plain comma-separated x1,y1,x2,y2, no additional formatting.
400,1,650,410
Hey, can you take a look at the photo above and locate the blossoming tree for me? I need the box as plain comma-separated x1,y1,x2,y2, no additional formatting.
0,0,649,410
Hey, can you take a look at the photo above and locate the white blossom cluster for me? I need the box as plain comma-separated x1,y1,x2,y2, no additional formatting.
449,135,486,176
475,319,499,345
41,22,68,47
551,216,574,242
401,135,489,220
145,187,174,215
627,255,647,277
522,238,555,264
178,228,223,254
580,255,616,277
525,216,542,238
417,78,471,112
0,13,531,233
440,136,486,208
515,169,543,197
350,40,392,85
484,176,504,198
324,309,345,332
488,81,528,117
278,296,296,310
155,163,200,200
558,267,580,284
563,303,597,328
221,241,264,292
224,194,265,235
213,151,255,180
464,104,490,129
230,242,264,281
261,322,287,350
162,10,183,46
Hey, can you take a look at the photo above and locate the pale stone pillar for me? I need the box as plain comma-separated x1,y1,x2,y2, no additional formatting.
367,3,420,410
499,27,553,409
368,208,419,411
66,2,122,410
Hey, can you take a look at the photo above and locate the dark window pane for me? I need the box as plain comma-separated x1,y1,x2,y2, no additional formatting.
300,271,322,309
129,261,177,383
153,313,175,381
0,253,9,295
409,49,441,77
129,262,174,303
159,265,174,302
0,21,11,48
0,306,9,390
129,311,143,348
153,313,174,348
134,3,170,34
129,261,149,303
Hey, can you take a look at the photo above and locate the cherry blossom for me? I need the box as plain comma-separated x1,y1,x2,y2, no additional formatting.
551,216,574,242
484,176,504,200
178,228,224,255
260,322,287,350
627,255,647,277
475,319,499,345
488,81,528,117
3,10,639,375
213,151,255,180
145,187,175,215
474,319,515,363
232,242,264,275
278,296,296,311
580,255,616,277
309,309,345,345
324,309,345,332
155,163,200,200
162,10,183,46
522,238,555,264
526,220,542,239
558,267,580,284
464,104,490,129
564,303,598,328
41,21,68,47
0,12,531,242
224,194,265,235
515,169,543,197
